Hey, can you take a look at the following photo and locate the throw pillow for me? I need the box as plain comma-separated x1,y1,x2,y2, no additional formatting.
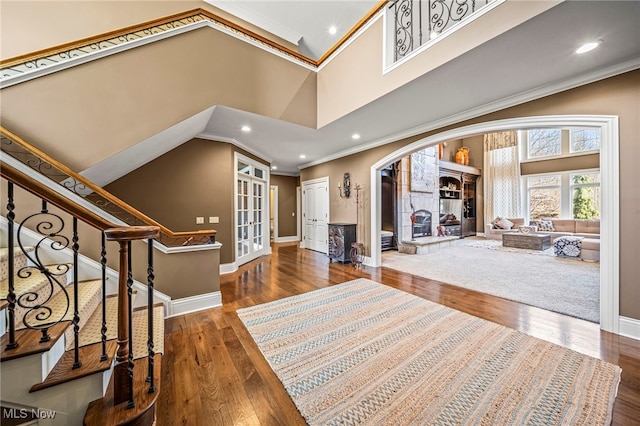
496,217,514,230
492,216,503,229
538,219,555,232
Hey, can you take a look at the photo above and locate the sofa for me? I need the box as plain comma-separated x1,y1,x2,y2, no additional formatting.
484,218,525,240
486,217,600,261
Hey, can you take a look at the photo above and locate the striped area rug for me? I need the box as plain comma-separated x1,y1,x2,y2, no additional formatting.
237,278,621,425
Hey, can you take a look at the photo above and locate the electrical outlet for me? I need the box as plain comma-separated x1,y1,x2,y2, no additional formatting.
209,216,219,224
196,217,204,224
292,212,295,216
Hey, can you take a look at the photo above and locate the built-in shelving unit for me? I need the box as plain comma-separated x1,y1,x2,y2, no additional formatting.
438,161,481,238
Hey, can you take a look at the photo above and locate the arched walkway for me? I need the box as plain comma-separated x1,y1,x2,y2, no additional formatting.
369,115,619,333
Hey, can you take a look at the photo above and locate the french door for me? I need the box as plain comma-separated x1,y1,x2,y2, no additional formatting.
302,177,329,253
235,154,269,265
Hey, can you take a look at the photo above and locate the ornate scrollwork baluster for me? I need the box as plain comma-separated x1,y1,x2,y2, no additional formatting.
16,210,71,344
395,0,414,60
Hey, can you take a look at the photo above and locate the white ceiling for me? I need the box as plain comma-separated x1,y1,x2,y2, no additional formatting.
82,0,640,183
206,0,380,59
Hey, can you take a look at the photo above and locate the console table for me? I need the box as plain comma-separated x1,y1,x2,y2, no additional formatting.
502,232,551,251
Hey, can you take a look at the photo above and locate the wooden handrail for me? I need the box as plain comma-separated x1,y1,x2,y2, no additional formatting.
1,127,216,243
1,163,116,231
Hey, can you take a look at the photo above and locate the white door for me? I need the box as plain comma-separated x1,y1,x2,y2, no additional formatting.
302,178,329,253
235,154,269,266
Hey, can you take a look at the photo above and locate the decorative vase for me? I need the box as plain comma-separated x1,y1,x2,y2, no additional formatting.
461,147,469,165
455,148,465,165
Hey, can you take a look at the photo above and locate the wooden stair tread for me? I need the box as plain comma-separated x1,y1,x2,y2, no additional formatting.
84,354,162,426
1,322,68,362
29,340,118,393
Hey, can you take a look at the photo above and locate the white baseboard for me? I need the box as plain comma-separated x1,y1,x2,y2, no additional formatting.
220,262,238,275
167,291,222,318
274,236,299,243
619,316,640,341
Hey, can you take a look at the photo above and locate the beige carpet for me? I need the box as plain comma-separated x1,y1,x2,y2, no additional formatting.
238,279,620,425
383,238,600,322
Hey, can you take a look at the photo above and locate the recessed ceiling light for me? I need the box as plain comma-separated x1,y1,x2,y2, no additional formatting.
299,154,306,159
241,125,251,132
328,26,337,35
271,165,277,170
352,133,361,140
575,40,602,54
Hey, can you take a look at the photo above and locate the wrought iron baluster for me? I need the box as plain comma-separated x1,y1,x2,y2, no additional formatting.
146,238,156,393
126,240,135,409
72,217,81,369
100,231,108,361
6,182,18,349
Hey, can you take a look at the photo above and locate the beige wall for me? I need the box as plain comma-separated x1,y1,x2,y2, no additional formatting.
302,70,640,320
270,175,299,238
0,27,316,172
0,1,298,60
316,1,558,127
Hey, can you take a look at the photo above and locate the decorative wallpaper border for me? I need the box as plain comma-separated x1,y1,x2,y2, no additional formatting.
0,9,317,88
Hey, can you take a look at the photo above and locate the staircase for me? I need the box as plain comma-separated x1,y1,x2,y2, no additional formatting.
0,126,217,425
1,189,164,425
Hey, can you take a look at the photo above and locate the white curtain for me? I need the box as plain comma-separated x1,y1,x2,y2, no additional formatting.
483,131,522,223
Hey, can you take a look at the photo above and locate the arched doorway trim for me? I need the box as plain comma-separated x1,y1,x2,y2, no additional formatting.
369,115,619,333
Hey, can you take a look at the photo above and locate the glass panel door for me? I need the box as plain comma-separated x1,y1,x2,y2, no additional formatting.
253,181,265,252
237,176,250,259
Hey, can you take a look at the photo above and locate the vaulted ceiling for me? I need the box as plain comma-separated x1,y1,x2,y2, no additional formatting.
80,0,640,182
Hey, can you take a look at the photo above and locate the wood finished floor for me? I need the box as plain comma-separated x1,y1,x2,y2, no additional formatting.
157,243,640,425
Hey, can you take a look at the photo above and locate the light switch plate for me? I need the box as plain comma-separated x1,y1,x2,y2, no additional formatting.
209,216,219,224
196,217,204,224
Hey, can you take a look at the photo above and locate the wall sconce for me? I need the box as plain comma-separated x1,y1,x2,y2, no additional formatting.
338,173,351,198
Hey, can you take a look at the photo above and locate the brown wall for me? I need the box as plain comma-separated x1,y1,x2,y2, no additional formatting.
270,175,299,238
1,179,219,299
302,70,640,320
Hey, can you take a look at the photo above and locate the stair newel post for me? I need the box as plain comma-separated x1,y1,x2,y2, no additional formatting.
104,226,160,409
72,217,82,369
112,238,133,407
100,231,108,362
126,240,135,409
6,181,18,350
146,238,156,393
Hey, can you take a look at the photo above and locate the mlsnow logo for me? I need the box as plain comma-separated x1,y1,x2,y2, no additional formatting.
3,407,57,419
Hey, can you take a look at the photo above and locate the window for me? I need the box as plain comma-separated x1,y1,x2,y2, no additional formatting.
524,128,600,160
570,129,601,153
571,172,600,219
527,175,561,220
527,129,561,159
525,171,600,220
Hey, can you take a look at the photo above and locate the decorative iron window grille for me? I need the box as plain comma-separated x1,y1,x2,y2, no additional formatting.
391,0,494,62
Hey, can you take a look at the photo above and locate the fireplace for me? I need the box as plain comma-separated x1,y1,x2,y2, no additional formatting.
412,210,432,237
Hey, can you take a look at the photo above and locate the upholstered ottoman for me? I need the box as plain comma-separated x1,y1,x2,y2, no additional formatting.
553,236,600,262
